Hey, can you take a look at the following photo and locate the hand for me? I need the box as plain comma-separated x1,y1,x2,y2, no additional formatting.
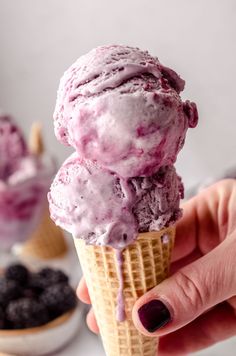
77,179,236,355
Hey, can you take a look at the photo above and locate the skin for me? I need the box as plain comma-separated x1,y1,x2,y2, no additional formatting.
77,179,236,355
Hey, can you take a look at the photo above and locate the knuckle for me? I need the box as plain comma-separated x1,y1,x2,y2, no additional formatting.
174,269,205,312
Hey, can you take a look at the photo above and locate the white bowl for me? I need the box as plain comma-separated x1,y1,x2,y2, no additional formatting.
0,306,82,356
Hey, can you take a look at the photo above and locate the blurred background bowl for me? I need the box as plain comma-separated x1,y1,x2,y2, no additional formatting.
0,307,82,356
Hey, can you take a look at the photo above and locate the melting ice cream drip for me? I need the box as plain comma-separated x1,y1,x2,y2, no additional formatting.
49,45,199,324
116,249,126,322
161,233,170,244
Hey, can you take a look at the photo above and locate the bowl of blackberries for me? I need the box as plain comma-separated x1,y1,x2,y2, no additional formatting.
0,264,81,356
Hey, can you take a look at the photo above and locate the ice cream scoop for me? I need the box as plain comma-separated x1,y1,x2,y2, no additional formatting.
54,45,198,178
48,152,183,249
49,45,199,353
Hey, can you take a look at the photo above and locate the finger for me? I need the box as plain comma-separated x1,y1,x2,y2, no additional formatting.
159,303,236,355
173,181,226,263
86,308,99,334
77,277,91,304
170,248,202,275
133,236,236,337
172,196,198,262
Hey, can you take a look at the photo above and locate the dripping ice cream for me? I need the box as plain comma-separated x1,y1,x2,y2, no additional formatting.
0,115,54,249
48,45,198,331
49,44,198,247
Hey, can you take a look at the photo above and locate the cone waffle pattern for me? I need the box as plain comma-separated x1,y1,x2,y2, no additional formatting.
74,226,175,356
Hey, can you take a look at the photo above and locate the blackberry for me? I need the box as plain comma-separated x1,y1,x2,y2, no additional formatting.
22,287,38,299
27,273,46,295
5,264,29,285
27,268,68,294
0,306,4,329
6,298,49,329
0,278,22,307
38,268,69,287
40,283,77,319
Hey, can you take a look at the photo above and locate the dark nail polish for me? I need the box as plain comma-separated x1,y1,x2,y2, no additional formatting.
138,300,171,333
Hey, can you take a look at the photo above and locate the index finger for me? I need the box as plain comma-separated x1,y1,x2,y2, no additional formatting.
171,196,198,262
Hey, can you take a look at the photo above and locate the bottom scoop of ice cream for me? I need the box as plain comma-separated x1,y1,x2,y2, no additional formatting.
48,153,183,249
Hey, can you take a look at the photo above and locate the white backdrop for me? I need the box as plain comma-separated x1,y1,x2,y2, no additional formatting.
0,0,236,189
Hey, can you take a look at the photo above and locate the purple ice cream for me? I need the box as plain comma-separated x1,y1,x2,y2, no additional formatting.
49,45,198,324
48,152,183,249
54,45,198,178
49,45,198,249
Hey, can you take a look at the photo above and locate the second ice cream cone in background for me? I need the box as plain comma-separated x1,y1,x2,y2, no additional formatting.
74,227,175,356
22,207,67,259
28,122,44,156
21,123,67,259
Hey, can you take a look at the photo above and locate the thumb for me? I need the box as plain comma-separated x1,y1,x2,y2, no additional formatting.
132,236,236,337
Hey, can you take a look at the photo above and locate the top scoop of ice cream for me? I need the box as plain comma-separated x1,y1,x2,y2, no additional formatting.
48,153,183,249
54,45,198,178
0,115,28,180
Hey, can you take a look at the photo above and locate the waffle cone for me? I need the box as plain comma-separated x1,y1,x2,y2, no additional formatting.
74,226,175,356
21,208,68,259
29,122,44,156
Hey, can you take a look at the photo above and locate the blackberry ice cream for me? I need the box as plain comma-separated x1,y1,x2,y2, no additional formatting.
50,45,198,248
48,45,199,338
54,45,198,178
49,152,183,249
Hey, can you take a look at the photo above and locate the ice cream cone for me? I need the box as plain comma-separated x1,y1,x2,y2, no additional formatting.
28,122,44,156
74,226,175,356
21,123,67,259
21,208,68,259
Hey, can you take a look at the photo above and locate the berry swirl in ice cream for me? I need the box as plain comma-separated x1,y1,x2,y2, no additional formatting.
54,45,198,178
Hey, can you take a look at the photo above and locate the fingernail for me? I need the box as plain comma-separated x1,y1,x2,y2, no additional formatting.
138,300,171,332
